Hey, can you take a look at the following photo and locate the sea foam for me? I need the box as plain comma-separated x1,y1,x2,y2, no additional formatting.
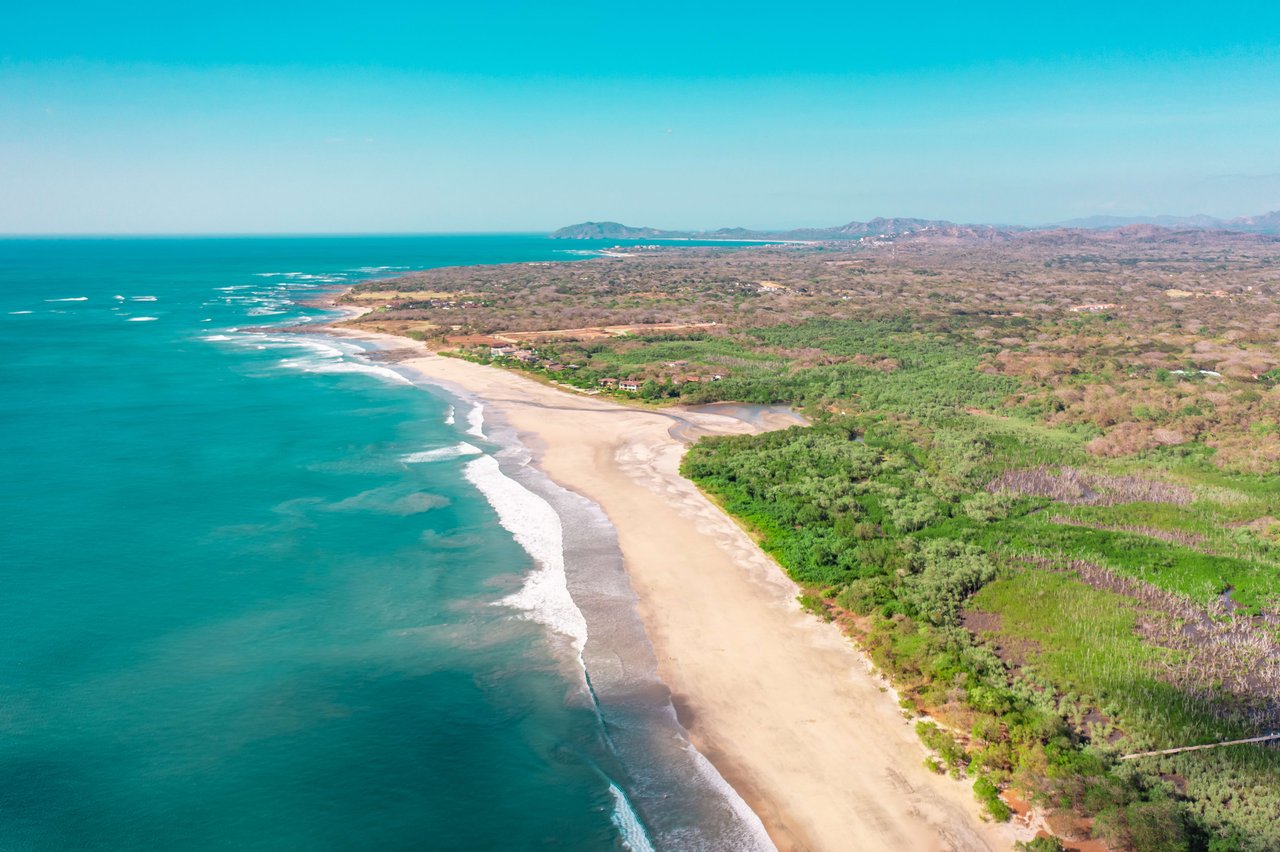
463,454,588,659
218,333,410,386
264,338,350,359
400,442,482,463
284,358,411,385
609,783,657,852
688,748,774,851
46,297,88,302
127,317,159,322
464,403,485,438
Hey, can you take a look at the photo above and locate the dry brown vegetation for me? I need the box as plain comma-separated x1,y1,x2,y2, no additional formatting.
989,467,1197,506
343,227,1280,473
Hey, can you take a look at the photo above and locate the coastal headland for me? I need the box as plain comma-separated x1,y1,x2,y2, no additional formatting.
332,325,1014,852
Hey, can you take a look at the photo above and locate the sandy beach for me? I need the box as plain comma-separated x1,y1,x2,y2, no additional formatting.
344,332,1015,851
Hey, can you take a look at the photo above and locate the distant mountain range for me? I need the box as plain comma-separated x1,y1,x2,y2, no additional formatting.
1050,211,1280,231
550,210,1280,241
548,218,1005,241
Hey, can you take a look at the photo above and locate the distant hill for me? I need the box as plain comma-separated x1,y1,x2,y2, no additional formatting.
550,209,1280,241
1051,212,1280,232
1051,214,1227,229
547,221,689,240
1227,210,1280,231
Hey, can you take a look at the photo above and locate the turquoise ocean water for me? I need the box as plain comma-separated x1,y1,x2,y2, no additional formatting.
0,237,771,851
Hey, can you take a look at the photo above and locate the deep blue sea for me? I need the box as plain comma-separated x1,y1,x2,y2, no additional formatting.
0,237,771,851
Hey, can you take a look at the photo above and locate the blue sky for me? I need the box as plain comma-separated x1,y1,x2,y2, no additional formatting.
3,1,1280,233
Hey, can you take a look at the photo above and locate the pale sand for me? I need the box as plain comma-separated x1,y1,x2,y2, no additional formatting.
347,333,1016,851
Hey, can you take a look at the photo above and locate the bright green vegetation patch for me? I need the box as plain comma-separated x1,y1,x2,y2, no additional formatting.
1168,461,1280,504
748,316,997,361
970,570,1218,745
586,335,784,370
686,318,1022,412
970,569,1280,848
977,515,1277,613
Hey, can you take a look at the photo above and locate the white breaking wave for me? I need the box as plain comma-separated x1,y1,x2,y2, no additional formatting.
281,357,411,385
252,335,408,385
688,748,775,851
609,783,657,852
131,295,157,301
8,310,32,315
127,316,158,322
400,442,482,463
262,338,354,359
113,295,125,301
464,454,588,659
465,403,485,438
46,297,88,302
201,334,234,342
443,404,455,425
223,335,323,355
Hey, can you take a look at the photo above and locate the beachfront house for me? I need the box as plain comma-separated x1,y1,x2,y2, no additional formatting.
598,377,618,387
619,379,642,393
490,345,518,358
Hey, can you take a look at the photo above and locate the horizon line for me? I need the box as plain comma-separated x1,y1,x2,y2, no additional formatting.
0,231,562,239
5,208,1274,239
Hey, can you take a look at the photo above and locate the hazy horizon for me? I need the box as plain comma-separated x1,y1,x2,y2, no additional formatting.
4,2,1280,234
4,207,1280,240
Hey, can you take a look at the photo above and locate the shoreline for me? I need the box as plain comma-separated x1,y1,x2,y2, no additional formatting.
331,325,1016,851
